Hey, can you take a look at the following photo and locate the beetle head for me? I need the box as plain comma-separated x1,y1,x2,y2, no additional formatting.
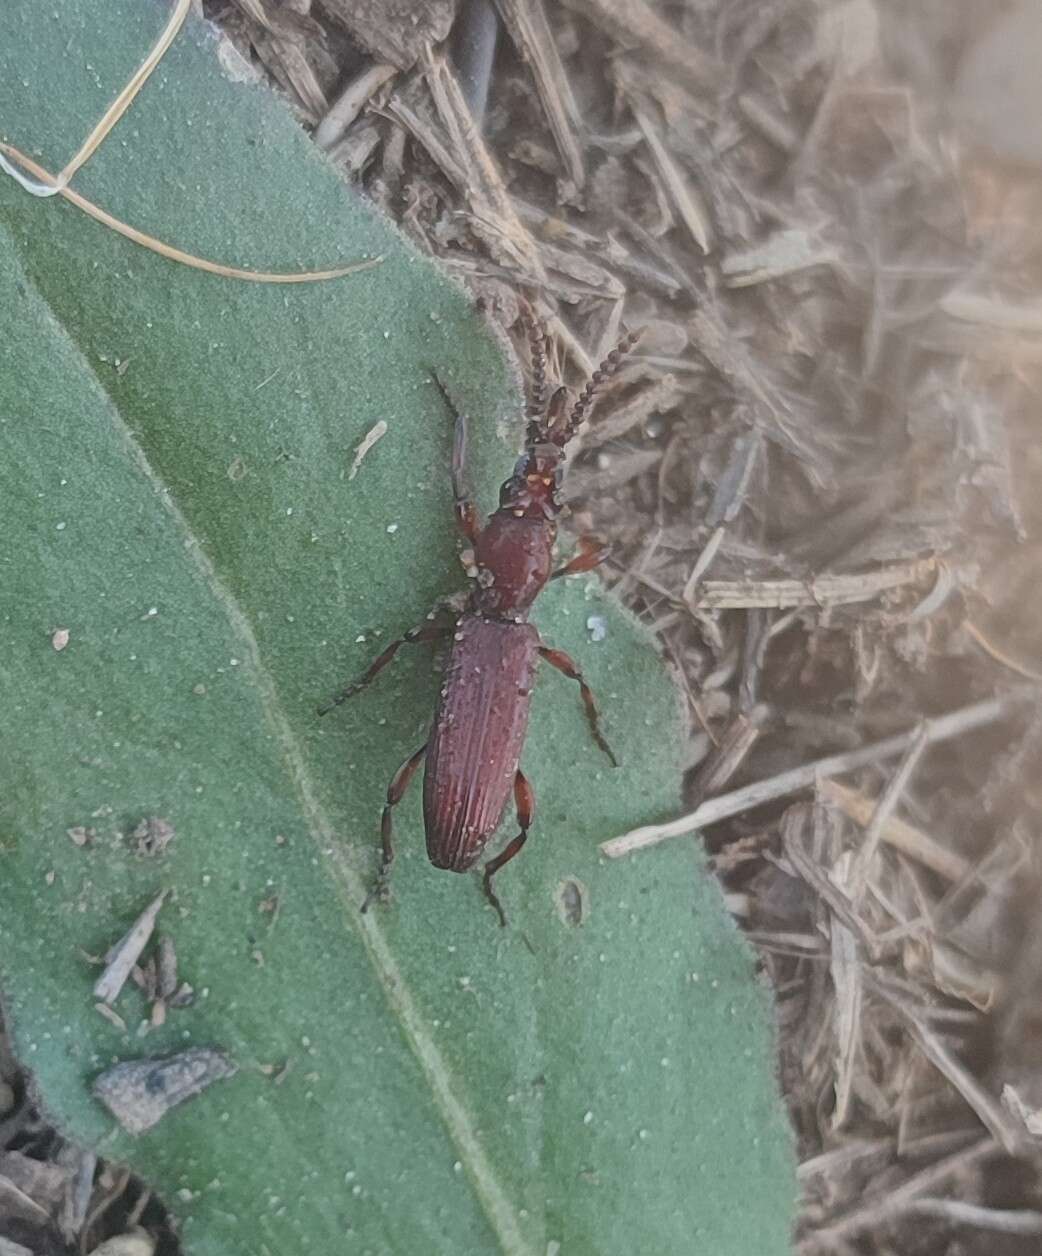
497,443,563,521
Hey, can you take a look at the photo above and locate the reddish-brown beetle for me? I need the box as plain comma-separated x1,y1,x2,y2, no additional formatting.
321,311,642,923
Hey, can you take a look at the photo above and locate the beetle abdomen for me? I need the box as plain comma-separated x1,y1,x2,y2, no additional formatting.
423,614,539,871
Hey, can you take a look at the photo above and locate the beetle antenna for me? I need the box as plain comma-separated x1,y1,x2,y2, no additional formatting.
518,299,552,425
566,327,644,439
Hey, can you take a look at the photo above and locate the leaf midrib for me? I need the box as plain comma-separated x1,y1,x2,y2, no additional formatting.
12,232,535,1256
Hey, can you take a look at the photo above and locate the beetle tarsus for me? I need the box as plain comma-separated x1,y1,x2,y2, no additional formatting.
479,770,534,927
482,870,510,928
360,877,390,915
361,744,427,913
538,645,619,767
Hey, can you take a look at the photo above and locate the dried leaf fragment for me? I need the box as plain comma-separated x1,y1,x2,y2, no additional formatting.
347,419,388,480
92,890,167,1004
93,1047,237,1136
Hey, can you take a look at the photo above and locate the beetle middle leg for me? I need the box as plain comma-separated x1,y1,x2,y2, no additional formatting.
361,743,427,914
318,622,448,715
551,535,609,580
538,645,619,767
482,769,535,927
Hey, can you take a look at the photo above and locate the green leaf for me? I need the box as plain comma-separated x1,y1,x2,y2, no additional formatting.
0,3,795,1253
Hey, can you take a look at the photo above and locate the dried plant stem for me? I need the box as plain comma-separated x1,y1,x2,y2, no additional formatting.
848,724,930,904
819,780,970,881
601,693,1026,858
690,560,934,610
867,972,1028,1154
799,1136,996,1250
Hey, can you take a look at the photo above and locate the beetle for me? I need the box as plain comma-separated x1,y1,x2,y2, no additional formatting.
320,309,642,923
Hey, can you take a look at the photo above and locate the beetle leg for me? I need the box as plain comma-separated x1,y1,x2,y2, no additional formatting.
429,371,481,545
318,623,449,715
538,645,619,767
482,770,535,927
451,408,481,546
551,535,609,580
361,743,427,914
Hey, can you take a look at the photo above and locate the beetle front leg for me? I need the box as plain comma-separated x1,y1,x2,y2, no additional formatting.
538,645,619,767
451,409,481,546
430,372,481,545
551,535,609,580
318,623,449,715
361,743,427,914
482,769,535,927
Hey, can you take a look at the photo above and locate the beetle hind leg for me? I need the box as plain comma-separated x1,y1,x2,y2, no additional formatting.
538,644,619,767
482,770,535,927
361,743,427,914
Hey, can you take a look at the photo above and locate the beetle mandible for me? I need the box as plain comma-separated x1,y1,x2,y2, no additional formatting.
320,308,642,924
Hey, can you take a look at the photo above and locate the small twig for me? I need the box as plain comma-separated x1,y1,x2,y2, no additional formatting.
601,693,1028,858
782,808,882,961
423,47,544,277
315,62,397,149
819,780,970,882
686,710,763,804
496,0,585,186
632,106,713,254
964,619,1042,683
907,1199,1042,1234
847,723,930,905
561,0,723,91
799,1137,995,1249
867,971,1028,1155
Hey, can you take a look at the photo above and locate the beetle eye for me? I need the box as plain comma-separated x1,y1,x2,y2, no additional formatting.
499,475,524,505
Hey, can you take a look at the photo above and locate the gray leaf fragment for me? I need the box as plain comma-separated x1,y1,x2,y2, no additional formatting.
93,1047,237,1136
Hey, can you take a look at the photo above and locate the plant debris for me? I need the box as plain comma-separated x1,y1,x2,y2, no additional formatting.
92,891,167,1006
130,817,175,859
93,1049,237,1137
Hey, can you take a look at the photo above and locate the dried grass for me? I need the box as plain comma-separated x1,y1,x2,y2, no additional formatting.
5,0,1042,1251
